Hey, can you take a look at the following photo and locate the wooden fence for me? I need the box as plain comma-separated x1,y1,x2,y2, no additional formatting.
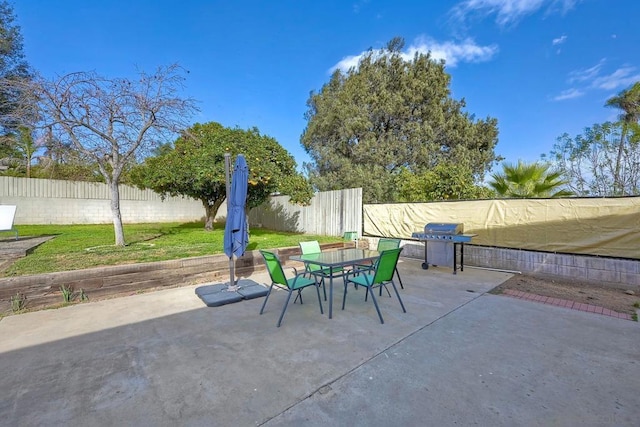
248,187,363,236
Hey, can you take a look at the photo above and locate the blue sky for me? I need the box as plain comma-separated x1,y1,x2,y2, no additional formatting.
13,0,640,173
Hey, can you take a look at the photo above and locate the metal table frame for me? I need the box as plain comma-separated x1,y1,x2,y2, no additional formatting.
290,248,380,319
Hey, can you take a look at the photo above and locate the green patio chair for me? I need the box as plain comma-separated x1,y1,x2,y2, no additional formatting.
259,250,324,327
377,238,401,251
378,238,405,289
343,248,406,324
355,238,405,292
299,241,343,301
356,238,400,269
343,231,358,248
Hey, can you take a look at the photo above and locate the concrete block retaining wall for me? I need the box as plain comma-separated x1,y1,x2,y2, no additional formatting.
378,238,640,290
0,242,347,314
0,253,244,313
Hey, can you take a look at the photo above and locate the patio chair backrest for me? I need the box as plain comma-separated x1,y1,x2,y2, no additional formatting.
299,241,326,273
377,238,400,251
372,248,403,284
259,250,289,289
343,231,358,241
299,240,321,255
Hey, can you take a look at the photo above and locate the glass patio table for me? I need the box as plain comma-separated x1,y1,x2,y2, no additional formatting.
290,248,380,319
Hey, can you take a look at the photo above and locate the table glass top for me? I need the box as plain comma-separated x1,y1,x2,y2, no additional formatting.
290,248,380,267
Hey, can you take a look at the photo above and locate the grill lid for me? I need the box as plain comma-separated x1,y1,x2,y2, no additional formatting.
424,223,463,235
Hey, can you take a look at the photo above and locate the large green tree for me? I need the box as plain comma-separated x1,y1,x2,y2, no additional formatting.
548,122,640,196
301,37,500,203
488,160,573,198
0,1,32,161
395,162,493,201
131,121,313,230
604,81,640,194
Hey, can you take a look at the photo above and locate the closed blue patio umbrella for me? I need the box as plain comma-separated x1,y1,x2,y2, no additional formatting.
223,153,249,290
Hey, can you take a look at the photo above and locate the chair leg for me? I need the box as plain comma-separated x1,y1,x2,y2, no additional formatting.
379,284,392,297
395,267,404,289
314,283,324,314
277,289,295,327
310,273,327,301
341,281,349,310
368,287,384,324
260,284,274,314
391,282,407,313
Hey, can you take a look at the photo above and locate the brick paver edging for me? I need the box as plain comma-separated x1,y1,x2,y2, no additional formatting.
502,289,635,321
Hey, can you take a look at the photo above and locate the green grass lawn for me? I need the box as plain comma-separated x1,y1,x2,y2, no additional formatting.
3,222,342,277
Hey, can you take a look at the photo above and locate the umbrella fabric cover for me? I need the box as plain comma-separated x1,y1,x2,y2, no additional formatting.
224,154,249,259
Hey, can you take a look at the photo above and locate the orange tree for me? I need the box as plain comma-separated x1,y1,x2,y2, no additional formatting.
130,121,313,230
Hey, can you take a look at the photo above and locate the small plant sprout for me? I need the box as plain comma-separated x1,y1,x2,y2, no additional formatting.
79,288,88,301
10,292,26,312
60,284,74,303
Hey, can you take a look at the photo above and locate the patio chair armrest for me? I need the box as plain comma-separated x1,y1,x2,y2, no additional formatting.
348,262,374,273
343,267,361,281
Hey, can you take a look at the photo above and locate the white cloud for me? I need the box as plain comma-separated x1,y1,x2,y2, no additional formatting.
331,55,362,73
450,0,581,27
567,59,606,84
352,0,369,14
591,66,640,90
329,37,498,73
407,37,498,67
555,60,640,101
552,35,567,45
553,88,583,101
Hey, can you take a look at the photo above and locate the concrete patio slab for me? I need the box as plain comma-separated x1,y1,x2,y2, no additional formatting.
0,258,638,426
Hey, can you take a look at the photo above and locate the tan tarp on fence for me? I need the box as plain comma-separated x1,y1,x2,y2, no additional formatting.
363,197,640,260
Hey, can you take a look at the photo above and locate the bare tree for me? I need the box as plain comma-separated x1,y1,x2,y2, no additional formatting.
605,82,640,195
548,122,640,196
1,64,198,245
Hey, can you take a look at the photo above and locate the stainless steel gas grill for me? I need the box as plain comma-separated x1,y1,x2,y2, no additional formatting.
411,223,476,274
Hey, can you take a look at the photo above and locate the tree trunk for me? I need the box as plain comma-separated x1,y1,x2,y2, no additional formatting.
109,181,126,246
203,198,225,231
613,124,627,195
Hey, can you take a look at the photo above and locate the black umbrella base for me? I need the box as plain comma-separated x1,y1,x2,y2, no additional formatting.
195,279,267,307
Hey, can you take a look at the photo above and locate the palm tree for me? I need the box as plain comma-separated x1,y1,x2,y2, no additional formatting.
488,160,574,198
605,81,640,195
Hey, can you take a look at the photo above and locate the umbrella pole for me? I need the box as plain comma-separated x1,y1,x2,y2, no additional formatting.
224,153,240,292
228,256,238,290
